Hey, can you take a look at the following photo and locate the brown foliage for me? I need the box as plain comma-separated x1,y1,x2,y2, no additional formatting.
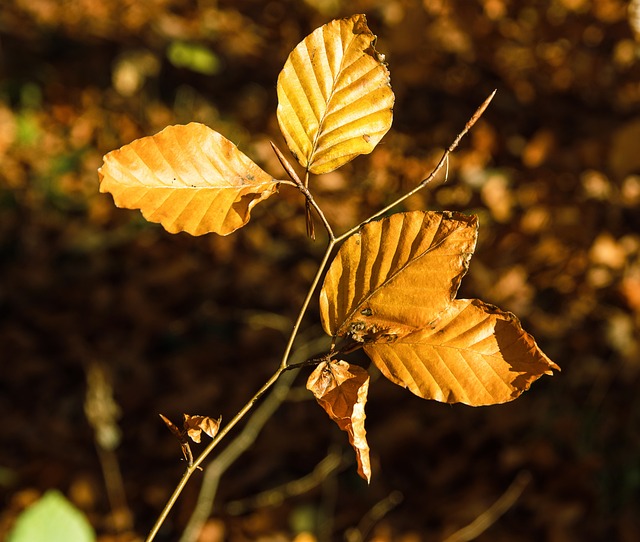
306,361,371,482
321,211,558,406
99,123,279,236
2,1,640,540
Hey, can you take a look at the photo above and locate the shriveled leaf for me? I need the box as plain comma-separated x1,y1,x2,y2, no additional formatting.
307,360,371,482
277,14,394,175
183,414,222,443
320,211,478,340
98,123,279,236
365,299,560,406
159,413,184,440
159,413,193,464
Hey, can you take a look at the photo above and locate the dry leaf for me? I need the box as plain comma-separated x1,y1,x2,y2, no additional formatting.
99,123,279,236
159,413,192,464
277,14,394,175
183,414,222,443
320,211,478,340
365,299,559,405
307,360,371,482
320,210,559,406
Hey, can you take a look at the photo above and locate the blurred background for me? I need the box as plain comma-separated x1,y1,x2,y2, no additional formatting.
1,0,640,540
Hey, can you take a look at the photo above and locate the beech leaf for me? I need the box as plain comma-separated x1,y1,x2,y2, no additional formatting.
307,360,371,482
320,210,559,406
159,413,192,464
365,299,560,405
277,14,394,175
98,123,279,236
320,211,478,340
183,414,222,443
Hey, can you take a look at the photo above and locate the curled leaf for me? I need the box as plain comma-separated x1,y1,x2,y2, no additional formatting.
307,360,371,482
365,299,559,406
277,14,394,174
99,123,279,236
183,414,222,443
160,412,222,465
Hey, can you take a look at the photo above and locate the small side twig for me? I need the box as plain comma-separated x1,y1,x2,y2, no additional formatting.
344,491,404,542
178,369,300,542
270,141,332,241
225,450,344,515
442,470,532,542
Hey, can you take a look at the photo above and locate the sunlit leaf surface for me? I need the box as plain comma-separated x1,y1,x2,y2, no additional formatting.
365,299,560,405
99,123,279,236
320,211,559,406
277,14,394,174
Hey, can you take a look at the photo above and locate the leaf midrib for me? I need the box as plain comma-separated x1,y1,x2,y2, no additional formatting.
307,28,359,172
338,215,459,335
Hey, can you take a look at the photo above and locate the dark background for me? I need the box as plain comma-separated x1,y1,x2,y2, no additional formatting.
1,0,639,540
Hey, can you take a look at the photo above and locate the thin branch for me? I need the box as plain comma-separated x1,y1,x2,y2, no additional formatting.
145,366,286,542
147,211,337,542
345,491,404,542
335,90,496,243
179,369,300,542
225,450,344,515
279,239,337,369
442,470,532,542
270,141,334,241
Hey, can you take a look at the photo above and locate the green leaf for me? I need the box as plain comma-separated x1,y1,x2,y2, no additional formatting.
167,41,221,75
8,490,96,542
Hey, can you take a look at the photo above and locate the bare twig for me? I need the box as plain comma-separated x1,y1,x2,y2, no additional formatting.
225,450,343,516
145,366,285,542
146,239,337,542
179,369,300,542
442,471,532,542
335,90,497,243
344,491,404,542
279,240,337,369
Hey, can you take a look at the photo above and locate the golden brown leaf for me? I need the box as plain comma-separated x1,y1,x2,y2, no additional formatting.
98,123,279,236
320,211,478,340
320,210,558,405
307,360,371,482
277,14,394,175
365,299,560,405
183,414,222,443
